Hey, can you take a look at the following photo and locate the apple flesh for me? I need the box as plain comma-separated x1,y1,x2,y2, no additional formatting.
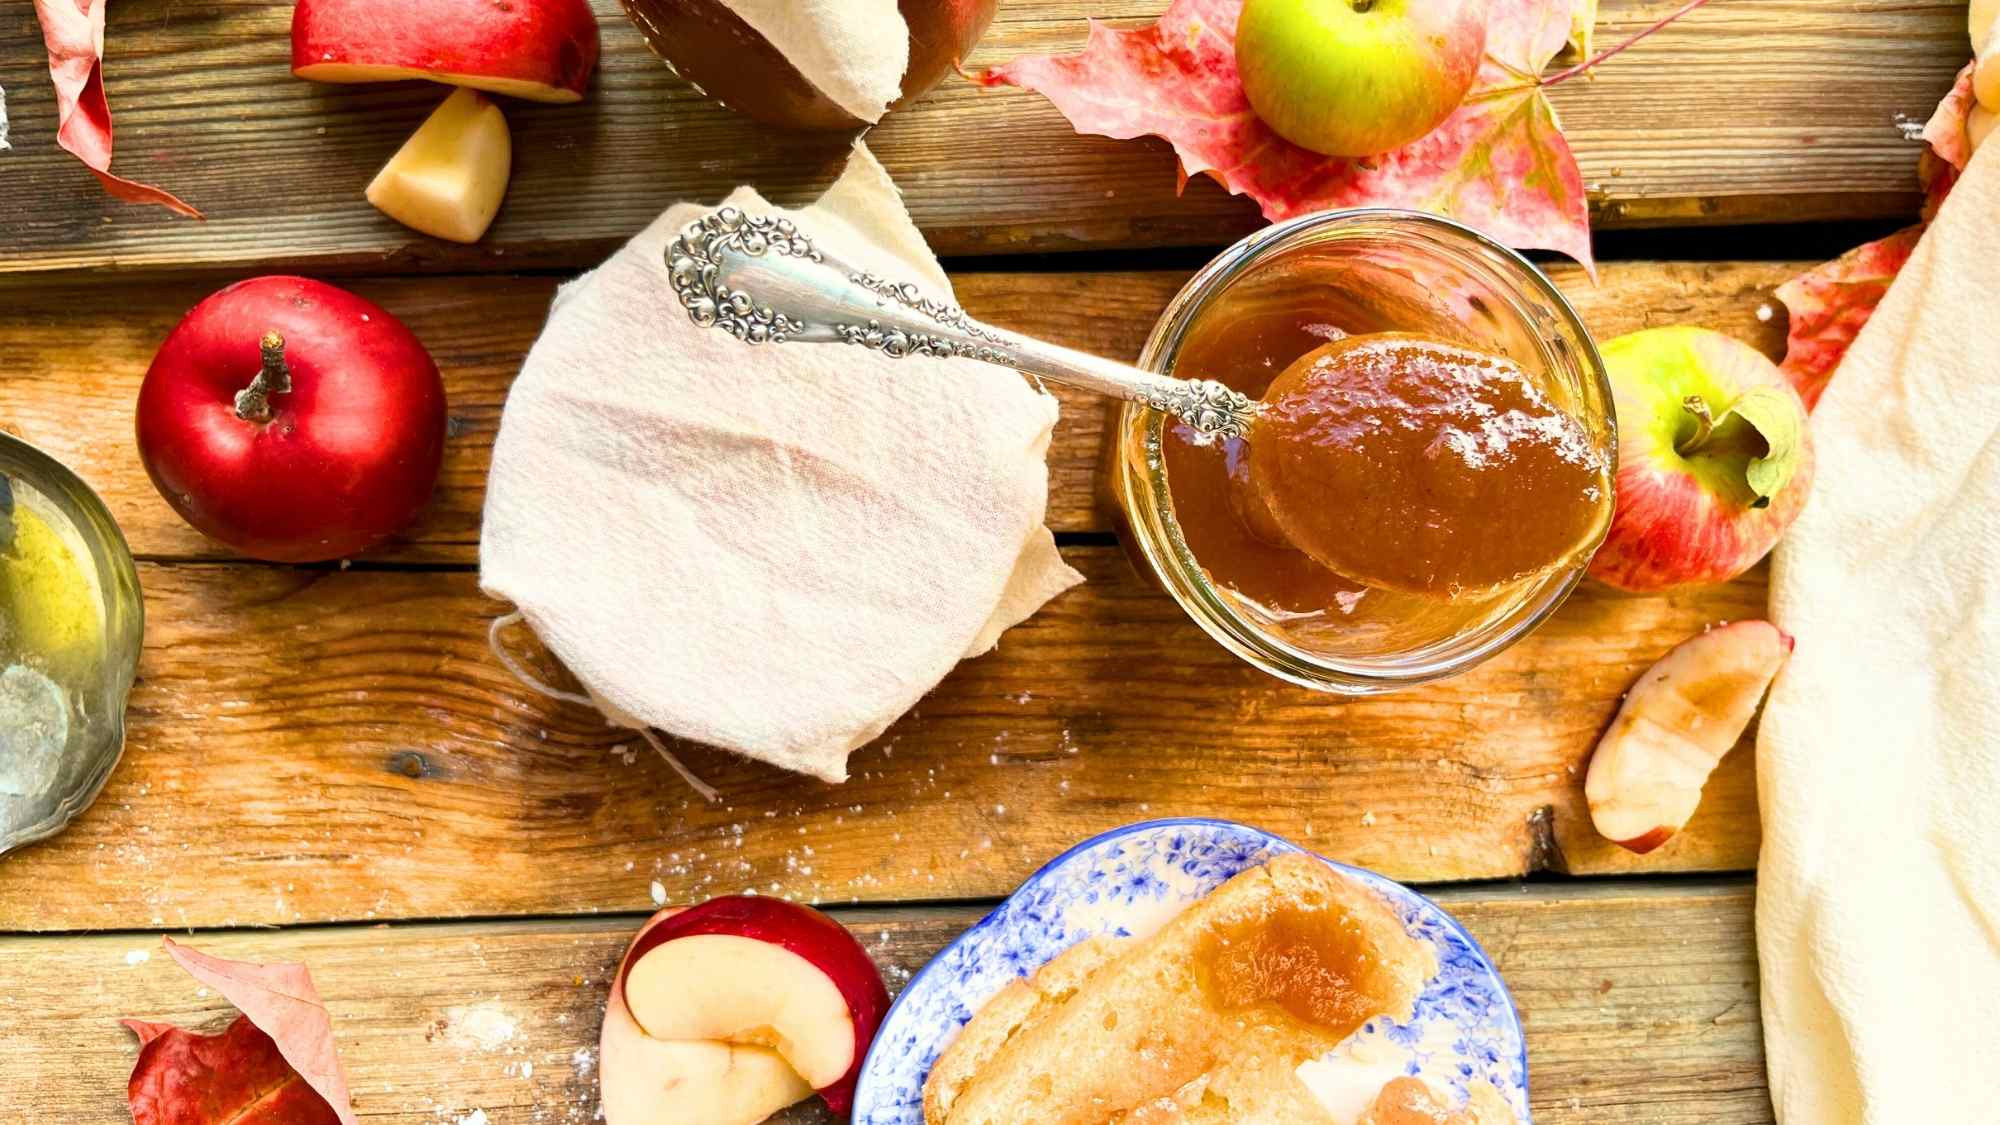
292,0,600,103
1586,327,1814,593
1236,0,1487,157
367,88,512,244
619,0,998,130
602,897,890,1121
601,910,815,1125
136,277,447,563
1585,620,1792,854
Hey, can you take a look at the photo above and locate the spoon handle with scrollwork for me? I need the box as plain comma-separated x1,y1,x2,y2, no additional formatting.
666,207,1262,443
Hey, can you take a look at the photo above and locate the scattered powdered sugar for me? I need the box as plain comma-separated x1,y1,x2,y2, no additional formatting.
1892,112,1927,141
455,1111,489,1125
441,1000,520,1051
123,949,150,966
571,1046,596,1077
649,880,666,905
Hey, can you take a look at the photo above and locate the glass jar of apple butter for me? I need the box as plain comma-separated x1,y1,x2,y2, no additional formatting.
1112,210,1615,692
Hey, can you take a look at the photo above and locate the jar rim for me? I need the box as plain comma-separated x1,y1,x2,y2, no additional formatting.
1116,208,1614,693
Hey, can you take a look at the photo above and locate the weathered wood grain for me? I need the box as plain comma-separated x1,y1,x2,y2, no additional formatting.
0,881,1768,1123
0,260,1795,564
0,550,1762,931
0,0,1962,277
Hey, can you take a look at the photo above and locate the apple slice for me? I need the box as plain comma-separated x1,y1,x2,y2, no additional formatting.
1585,620,1793,854
292,0,600,103
366,89,511,244
604,897,890,1120
601,910,815,1125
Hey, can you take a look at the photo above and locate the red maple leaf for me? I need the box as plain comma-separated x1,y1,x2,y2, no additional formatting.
979,0,1595,272
120,940,357,1125
124,1015,343,1125
1772,225,1922,410
1775,60,1973,400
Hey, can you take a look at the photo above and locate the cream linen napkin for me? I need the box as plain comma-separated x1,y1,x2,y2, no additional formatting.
1757,145,2000,1119
480,144,1081,784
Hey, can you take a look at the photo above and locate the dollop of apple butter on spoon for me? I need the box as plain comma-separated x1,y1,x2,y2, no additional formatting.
1243,333,1612,599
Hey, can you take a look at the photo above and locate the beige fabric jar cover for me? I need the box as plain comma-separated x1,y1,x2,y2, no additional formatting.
481,144,1081,785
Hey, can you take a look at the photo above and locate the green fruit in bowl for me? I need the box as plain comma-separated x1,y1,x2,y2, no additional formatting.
1236,0,1488,157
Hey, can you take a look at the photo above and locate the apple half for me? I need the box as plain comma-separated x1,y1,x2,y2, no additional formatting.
292,0,600,104
1585,620,1793,854
600,897,891,1124
367,89,512,244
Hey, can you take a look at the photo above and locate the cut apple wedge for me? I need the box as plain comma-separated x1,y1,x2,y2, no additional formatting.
1585,620,1793,854
367,89,511,244
601,918,814,1125
292,0,600,103
601,898,891,1124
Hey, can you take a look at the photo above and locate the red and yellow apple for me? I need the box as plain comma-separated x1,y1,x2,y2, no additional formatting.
1587,327,1814,593
292,0,601,103
1585,620,1792,854
600,896,891,1124
619,0,998,130
367,88,513,244
1235,0,1488,157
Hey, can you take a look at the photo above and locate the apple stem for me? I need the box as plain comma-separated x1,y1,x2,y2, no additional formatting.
1541,0,1716,88
1676,396,1716,456
234,331,294,422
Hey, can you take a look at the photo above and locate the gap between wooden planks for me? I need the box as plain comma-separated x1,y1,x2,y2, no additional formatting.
0,880,1771,1124
0,0,1962,276
0,550,1763,932
1,260,1796,565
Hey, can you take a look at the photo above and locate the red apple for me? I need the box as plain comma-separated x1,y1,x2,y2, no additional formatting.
292,0,600,104
603,897,890,1122
1587,327,1815,592
1585,620,1793,853
619,0,997,130
136,277,447,563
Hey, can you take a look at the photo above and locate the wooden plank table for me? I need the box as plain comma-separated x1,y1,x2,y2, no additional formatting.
0,0,1964,1120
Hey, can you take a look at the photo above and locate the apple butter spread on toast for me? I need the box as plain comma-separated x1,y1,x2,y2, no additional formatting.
923,853,1462,1124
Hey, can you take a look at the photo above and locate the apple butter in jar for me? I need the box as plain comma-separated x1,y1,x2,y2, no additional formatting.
1115,211,1616,691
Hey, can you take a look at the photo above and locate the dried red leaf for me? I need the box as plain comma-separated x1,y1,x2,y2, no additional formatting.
33,0,202,217
979,0,1595,272
1772,225,1922,409
125,1015,342,1125
160,940,358,1125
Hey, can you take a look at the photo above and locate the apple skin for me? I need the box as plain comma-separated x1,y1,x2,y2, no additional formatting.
292,0,600,104
136,277,447,563
1236,0,1488,157
1587,327,1815,593
1585,620,1792,854
617,897,891,1116
620,0,997,130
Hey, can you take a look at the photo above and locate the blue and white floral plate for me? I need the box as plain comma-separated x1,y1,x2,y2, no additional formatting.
851,818,1528,1123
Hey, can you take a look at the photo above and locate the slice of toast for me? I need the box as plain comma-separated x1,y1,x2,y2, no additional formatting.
932,853,1434,1125
924,933,1131,1123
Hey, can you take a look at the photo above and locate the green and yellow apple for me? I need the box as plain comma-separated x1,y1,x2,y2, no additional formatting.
1587,327,1814,593
1235,0,1488,157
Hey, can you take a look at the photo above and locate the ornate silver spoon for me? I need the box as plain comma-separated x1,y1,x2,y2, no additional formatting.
666,207,1262,442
